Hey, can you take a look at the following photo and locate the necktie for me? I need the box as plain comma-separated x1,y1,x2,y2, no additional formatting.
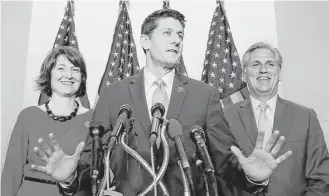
152,78,169,148
258,103,270,148
152,78,169,110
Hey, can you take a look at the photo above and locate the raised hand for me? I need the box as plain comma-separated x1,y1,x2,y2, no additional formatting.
31,133,85,182
231,130,292,182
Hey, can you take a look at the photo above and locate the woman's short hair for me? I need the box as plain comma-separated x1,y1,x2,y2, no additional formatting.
36,46,87,97
241,42,283,69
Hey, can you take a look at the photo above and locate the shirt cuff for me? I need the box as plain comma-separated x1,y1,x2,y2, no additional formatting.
58,172,77,188
246,175,269,186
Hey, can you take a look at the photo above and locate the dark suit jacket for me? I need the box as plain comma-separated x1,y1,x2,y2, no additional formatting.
224,97,329,196
74,70,265,196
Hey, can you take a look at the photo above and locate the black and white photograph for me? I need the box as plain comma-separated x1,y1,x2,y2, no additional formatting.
1,0,329,195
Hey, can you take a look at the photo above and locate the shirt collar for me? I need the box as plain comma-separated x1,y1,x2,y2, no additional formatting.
250,94,278,112
144,67,175,93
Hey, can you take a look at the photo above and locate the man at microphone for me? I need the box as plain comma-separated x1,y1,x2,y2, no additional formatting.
33,9,292,196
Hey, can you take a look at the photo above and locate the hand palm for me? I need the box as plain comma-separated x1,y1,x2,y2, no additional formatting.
230,130,292,182
241,149,275,180
45,149,79,181
32,133,85,182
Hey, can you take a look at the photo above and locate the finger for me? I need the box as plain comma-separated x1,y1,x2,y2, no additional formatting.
72,142,85,161
255,130,265,149
270,136,285,157
264,130,280,152
37,138,53,157
275,150,292,165
230,146,247,164
31,164,47,173
34,147,49,162
49,133,62,151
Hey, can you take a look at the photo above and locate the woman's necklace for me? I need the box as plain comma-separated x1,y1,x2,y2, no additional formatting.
45,99,79,122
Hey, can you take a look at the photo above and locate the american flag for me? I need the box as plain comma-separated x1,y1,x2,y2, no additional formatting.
97,1,140,95
162,0,188,76
201,1,249,108
38,0,91,109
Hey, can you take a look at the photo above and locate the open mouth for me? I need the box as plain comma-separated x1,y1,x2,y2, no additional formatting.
257,76,271,81
167,49,178,54
60,81,75,85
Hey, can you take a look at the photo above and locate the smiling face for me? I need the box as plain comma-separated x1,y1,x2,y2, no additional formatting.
50,55,81,98
141,17,184,69
243,48,282,100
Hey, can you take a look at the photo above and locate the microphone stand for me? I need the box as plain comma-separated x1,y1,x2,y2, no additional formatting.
177,160,191,196
98,109,133,196
119,120,170,196
141,119,169,196
194,158,210,196
150,146,157,196
90,124,104,196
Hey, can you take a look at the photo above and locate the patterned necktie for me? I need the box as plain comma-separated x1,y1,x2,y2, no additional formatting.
152,78,169,148
152,78,169,110
258,102,270,148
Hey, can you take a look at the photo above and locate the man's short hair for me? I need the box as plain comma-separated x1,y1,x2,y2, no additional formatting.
241,42,283,69
141,9,186,37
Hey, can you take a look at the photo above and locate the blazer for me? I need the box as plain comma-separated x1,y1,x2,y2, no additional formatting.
224,97,329,196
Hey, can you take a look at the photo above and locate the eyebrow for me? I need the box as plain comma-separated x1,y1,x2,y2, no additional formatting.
161,28,184,36
251,60,275,64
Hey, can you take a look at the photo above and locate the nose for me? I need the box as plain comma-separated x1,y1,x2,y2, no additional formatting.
259,64,268,73
170,33,181,46
65,69,73,78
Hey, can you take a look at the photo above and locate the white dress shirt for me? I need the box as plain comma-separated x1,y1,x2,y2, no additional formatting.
144,67,175,120
250,94,278,147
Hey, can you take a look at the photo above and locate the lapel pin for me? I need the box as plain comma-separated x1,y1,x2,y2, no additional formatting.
177,86,184,93
85,121,91,128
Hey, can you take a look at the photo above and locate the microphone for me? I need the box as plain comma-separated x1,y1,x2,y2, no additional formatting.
190,126,214,174
107,104,132,155
149,102,165,147
190,126,218,196
89,122,104,196
168,119,194,196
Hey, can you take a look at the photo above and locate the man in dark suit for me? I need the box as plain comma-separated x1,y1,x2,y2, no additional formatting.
224,42,329,196
32,10,292,196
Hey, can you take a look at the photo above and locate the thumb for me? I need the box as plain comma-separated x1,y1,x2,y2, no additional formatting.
72,141,85,161
231,146,246,164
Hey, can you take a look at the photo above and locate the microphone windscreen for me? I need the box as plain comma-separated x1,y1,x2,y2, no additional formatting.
89,121,104,137
190,125,205,142
118,104,132,118
167,119,183,140
151,102,165,117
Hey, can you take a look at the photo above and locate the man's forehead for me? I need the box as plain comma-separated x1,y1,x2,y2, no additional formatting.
250,48,275,60
156,17,184,31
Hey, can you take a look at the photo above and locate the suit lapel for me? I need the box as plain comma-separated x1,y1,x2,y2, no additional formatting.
129,69,151,135
166,73,189,120
273,97,290,143
237,100,258,147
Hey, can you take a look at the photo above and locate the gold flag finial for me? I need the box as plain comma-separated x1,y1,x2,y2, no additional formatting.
163,0,170,9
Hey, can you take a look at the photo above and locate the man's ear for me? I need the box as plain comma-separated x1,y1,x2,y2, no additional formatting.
140,34,150,51
279,68,282,81
242,68,247,82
